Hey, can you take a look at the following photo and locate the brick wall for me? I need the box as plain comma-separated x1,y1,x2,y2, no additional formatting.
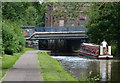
45,3,89,27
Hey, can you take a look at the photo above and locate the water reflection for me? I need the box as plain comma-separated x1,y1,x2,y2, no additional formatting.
99,61,111,81
52,56,120,81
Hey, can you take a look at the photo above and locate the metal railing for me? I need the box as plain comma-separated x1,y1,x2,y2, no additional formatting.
35,26,87,32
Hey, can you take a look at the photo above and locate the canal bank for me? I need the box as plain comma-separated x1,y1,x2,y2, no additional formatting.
52,55,120,81
37,51,77,81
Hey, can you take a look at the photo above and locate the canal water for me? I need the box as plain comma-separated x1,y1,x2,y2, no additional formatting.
52,55,120,81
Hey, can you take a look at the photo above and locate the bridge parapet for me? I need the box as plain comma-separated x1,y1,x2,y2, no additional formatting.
26,26,88,40
35,26,87,32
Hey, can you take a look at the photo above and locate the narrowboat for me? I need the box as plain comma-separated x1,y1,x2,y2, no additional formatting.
80,43,113,59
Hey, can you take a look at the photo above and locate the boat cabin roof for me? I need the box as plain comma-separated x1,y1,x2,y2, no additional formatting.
82,43,100,47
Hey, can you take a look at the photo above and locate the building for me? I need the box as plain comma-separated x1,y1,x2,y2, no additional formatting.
44,3,89,52
21,26,35,37
45,3,89,27
21,26,38,49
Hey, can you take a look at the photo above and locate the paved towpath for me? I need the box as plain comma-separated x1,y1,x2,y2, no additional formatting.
3,50,43,81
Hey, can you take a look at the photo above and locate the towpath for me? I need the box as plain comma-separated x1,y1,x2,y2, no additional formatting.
2,50,43,81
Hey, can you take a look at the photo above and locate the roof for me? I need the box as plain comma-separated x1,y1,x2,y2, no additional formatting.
21,26,35,29
82,43,100,47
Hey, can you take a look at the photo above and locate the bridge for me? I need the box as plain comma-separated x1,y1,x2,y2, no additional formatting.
26,26,88,53
26,26,88,40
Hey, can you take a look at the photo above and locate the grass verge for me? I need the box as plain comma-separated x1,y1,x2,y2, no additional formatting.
1,47,37,80
37,51,77,81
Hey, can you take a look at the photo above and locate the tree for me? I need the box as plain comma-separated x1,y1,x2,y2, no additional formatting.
24,6,38,26
2,2,47,54
86,2,120,56
33,2,46,26
2,20,25,55
2,2,46,27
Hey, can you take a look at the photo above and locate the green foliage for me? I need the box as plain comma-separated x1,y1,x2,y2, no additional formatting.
86,2,120,55
24,6,38,26
111,44,117,56
2,2,46,27
87,71,101,82
33,2,46,26
2,2,47,54
79,71,101,82
0,39,3,56
2,20,25,55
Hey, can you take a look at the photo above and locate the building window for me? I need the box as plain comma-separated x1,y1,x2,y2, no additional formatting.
80,11,84,15
70,19,75,26
59,20,64,26
79,18,85,26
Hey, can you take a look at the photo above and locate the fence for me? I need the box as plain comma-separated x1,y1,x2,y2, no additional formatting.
35,26,87,32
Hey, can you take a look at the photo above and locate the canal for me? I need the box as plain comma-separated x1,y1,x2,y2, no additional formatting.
52,55,120,81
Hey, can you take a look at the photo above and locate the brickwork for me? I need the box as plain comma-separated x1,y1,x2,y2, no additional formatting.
45,3,89,27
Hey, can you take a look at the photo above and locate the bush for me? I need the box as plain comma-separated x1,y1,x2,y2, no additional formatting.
2,20,26,55
0,44,4,56
111,44,117,56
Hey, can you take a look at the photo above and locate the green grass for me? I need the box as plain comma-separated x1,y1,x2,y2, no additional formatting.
2,55,20,76
37,51,77,81
24,47,38,51
1,53,23,79
0,47,38,80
